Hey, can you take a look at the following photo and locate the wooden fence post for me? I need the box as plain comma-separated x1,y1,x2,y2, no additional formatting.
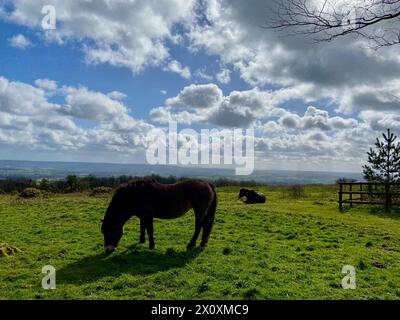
349,184,353,208
339,183,343,212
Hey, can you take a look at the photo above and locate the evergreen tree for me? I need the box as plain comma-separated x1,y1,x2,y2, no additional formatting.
363,129,400,183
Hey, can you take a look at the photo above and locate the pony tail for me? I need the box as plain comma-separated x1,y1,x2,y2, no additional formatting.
201,184,217,246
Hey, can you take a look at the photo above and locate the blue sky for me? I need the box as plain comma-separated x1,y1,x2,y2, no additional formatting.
0,0,399,172
0,18,256,120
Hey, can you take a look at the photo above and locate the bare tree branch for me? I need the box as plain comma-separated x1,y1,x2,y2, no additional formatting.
266,0,400,48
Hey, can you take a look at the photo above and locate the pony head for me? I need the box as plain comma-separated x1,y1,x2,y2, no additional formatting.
101,201,124,255
101,222,123,254
238,188,248,199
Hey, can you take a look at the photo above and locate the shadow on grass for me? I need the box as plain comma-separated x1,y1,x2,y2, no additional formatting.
367,206,400,220
340,203,400,220
57,245,203,284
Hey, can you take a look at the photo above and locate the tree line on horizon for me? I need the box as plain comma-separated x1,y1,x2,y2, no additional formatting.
0,174,263,194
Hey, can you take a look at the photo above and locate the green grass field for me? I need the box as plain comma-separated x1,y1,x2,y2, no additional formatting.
1,185,400,300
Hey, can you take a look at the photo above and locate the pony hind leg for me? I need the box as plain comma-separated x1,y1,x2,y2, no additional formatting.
187,209,206,250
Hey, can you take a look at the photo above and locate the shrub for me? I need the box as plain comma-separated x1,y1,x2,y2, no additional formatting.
66,175,80,192
288,185,306,199
19,188,42,199
90,186,113,196
38,179,54,192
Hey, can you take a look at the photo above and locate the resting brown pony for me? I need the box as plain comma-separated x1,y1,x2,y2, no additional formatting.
101,179,217,254
238,188,266,204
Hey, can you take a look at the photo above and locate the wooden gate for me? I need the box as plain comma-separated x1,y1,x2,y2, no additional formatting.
338,182,400,211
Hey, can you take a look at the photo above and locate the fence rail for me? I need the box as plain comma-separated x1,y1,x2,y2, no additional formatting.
338,182,400,211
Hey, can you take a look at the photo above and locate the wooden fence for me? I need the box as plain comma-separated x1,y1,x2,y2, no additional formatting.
338,182,400,211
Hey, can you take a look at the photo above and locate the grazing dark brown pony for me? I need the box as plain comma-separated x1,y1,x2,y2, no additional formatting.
101,179,217,254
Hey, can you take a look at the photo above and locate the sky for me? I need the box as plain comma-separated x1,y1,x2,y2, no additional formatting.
0,0,399,172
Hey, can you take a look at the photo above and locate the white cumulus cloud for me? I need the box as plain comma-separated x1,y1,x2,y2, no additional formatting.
8,34,32,49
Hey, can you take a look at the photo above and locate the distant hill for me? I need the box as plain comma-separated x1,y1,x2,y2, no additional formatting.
0,160,363,185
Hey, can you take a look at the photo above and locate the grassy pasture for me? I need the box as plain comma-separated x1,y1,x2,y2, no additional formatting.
1,185,400,300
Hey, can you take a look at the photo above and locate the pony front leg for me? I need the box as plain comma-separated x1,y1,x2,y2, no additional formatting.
139,218,146,244
145,218,155,250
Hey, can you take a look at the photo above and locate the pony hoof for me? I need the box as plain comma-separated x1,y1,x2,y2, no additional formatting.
149,243,155,250
186,244,195,251
200,242,207,248
139,238,145,244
